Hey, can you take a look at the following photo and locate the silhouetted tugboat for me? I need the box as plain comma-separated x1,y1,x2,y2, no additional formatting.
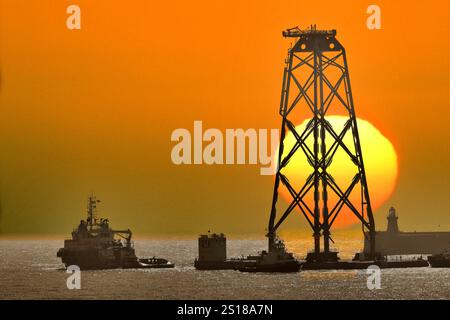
238,237,301,273
428,251,450,268
57,195,174,270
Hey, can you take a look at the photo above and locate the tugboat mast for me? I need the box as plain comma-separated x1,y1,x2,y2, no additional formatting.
87,194,100,230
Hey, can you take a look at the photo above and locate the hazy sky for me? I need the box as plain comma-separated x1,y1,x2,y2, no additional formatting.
0,0,449,236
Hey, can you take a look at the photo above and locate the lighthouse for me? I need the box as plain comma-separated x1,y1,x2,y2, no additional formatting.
387,207,400,234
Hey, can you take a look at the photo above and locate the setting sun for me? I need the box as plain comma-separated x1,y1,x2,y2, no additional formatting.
280,115,398,228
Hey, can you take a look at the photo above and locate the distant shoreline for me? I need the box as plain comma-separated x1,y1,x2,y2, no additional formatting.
0,230,365,241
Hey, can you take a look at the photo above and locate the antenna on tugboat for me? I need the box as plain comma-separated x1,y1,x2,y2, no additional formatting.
87,192,100,230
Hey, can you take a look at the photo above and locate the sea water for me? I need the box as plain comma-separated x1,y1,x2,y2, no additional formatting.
0,239,449,300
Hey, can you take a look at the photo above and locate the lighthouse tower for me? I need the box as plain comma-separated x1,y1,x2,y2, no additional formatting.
387,207,400,234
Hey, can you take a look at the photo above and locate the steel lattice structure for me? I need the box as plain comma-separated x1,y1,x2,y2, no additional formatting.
267,26,376,259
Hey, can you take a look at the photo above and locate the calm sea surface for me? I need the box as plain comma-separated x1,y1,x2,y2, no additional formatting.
0,239,449,299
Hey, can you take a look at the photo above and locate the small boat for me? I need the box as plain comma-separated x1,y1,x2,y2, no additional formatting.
137,257,175,268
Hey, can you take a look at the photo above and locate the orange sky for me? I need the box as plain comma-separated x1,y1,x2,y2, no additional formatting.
0,0,449,236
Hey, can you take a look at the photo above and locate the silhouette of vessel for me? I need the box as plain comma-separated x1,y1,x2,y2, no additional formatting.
194,233,258,270
57,195,174,270
428,251,450,268
238,238,301,273
194,233,300,272
301,253,429,270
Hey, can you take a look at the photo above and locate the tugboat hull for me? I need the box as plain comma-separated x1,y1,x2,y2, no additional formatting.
194,259,256,270
428,255,450,268
239,261,301,273
57,248,175,270
301,260,429,270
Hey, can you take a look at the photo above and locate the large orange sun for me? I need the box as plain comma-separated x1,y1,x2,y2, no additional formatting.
279,115,398,228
